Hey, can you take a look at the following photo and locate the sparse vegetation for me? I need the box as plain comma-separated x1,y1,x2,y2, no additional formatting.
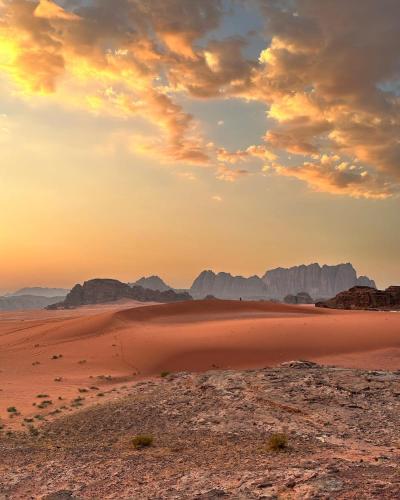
54,377,63,382
78,388,88,393
37,400,53,409
132,435,153,449
52,354,63,360
160,371,171,378
267,433,288,452
7,407,17,413
36,394,49,398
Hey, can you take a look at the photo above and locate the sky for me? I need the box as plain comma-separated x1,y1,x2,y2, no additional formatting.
0,0,399,292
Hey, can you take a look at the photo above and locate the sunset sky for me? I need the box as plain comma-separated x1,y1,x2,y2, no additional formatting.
0,0,399,291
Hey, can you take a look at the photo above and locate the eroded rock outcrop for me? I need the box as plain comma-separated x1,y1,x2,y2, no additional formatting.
284,292,314,305
190,271,267,299
131,276,171,292
190,264,375,300
262,263,375,300
47,279,192,309
316,285,400,310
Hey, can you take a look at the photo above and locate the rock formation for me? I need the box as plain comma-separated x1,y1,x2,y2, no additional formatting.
316,285,400,310
284,292,314,305
262,263,375,300
131,276,171,292
47,279,192,309
190,271,268,300
190,264,375,300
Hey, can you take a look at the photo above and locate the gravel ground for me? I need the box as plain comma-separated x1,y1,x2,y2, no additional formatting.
1,361,400,499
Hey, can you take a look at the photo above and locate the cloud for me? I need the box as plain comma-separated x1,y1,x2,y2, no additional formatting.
251,0,400,197
270,155,397,199
216,164,249,182
0,0,399,197
34,0,81,21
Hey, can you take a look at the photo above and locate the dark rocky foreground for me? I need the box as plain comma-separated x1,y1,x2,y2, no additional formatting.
47,279,192,309
1,362,400,499
316,286,400,310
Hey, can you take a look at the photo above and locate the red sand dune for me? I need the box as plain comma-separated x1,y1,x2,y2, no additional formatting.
1,299,400,424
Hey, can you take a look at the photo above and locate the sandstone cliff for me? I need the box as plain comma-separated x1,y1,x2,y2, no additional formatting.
47,279,192,309
190,271,267,299
316,285,400,310
190,264,375,300
132,276,171,292
262,263,375,300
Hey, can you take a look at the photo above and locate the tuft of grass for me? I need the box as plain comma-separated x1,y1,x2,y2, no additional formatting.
7,407,17,413
160,371,171,378
132,434,153,449
267,433,288,452
37,400,53,409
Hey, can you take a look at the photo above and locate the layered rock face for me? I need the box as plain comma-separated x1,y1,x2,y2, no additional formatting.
316,286,400,310
190,271,267,300
190,264,375,300
262,263,375,300
48,279,192,309
132,276,171,292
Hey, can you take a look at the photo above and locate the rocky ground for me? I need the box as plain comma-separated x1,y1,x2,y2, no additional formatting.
0,361,399,499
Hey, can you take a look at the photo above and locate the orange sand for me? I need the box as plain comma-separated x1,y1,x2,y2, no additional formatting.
1,300,400,423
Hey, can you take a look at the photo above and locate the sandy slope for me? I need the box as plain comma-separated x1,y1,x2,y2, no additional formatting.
1,299,400,427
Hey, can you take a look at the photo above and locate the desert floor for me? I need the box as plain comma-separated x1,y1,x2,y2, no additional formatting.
1,299,400,430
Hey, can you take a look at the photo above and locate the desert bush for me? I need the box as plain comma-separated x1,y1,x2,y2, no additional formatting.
132,435,153,449
160,371,171,378
7,407,17,413
267,433,288,452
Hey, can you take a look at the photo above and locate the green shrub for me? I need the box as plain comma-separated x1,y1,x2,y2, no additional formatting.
132,435,153,449
267,433,288,452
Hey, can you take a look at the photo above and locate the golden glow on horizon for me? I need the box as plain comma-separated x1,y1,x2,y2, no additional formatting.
0,0,399,291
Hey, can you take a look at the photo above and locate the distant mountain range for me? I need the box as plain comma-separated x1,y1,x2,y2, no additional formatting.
1,263,376,311
7,287,70,298
0,295,66,311
189,263,376,300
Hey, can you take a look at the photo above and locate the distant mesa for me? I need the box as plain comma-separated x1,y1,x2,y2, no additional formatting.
316,286,400,311
47,278,192,309
190,270,267,301
0,295,66,311
190,263,375,301
8,287,70,298
131,276,172,292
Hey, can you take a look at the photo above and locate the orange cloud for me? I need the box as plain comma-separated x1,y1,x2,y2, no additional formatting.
0,0,399,197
